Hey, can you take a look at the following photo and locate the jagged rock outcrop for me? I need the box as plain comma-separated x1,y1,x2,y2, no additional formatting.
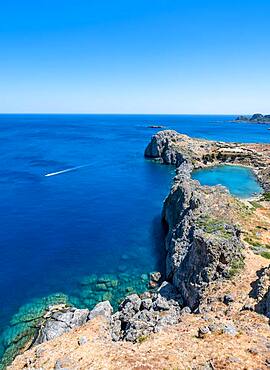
145,130,266,308
144,130,187,165
252,265,270,318
162,162,244,309
30,285,183,348
145,130,270,191
34,307,90,344
110,282,183,342
88,301,113,321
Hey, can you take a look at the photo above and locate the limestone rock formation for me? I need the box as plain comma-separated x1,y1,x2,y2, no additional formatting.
145,130,270,189
34,307,89,345
110,285,182,342
88,301,113,321
252,265,270,318
162,162,244,309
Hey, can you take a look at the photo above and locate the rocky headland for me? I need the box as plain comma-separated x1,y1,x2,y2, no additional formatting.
235,113,270,124
6,131,270,369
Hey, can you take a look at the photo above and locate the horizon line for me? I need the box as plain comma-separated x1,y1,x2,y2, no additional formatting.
0,112,253,116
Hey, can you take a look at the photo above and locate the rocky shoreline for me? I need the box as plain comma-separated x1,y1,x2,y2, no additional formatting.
5,130,270,369
235,114,270,124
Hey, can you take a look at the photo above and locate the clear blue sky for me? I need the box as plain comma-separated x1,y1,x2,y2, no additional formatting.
0,0,269,114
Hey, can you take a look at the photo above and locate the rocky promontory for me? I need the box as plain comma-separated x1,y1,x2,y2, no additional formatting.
235,113,270,124
7,130,270,369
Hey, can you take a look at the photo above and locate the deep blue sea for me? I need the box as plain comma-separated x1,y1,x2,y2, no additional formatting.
0,114,269,342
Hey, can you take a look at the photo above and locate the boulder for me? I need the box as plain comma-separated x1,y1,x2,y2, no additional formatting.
119,294,142,312
34,307,89,344
88,301,113,321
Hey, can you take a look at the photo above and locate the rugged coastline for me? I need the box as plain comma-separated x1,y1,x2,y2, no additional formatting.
6,130,270,369
235,114,270,124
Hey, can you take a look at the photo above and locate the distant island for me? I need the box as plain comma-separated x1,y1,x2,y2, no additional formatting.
235,113,270,124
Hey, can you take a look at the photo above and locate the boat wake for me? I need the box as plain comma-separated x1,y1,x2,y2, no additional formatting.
44,164,90,177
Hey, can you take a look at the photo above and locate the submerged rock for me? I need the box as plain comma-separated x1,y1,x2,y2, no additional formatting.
0,294,69,369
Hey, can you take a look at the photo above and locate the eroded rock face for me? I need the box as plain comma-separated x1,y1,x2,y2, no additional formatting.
145,130,270,191
252,265,270,318
88,301,113,321
111,284,183,342
162,163,244,309
145,131,248,309
34,307,89,344
144,130,187,165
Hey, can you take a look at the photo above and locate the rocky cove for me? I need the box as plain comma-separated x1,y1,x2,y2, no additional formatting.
5,130,270,369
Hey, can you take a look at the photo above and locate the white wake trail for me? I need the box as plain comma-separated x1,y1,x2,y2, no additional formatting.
44,164,90,177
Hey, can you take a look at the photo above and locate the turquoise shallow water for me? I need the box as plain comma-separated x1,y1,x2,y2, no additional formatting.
192,165,263,198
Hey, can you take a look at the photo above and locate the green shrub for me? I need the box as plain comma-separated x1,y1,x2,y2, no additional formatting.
228,257,245,278
262,192,270,201
138,335,148,344
260,251,270,259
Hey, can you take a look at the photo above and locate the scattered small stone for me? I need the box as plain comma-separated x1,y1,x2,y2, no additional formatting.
208,323,218,333
223,294,234,305
202,314,211,321
141,298,152,310
78,336,88,346
149,280,158,288
140,291,152,300
241,303,254,311
153,295,170,311
207,297,218,304
120,294,142,312
54,359,70,370
248,347,259,355
198,326,210,338
150,271,162,283
201,361,216,370
35,347,45,358
222,323,238,336
181,306,191,314
227,356,241,364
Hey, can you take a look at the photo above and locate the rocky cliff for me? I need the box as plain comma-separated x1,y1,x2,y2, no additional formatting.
145,130,270,191
145,129,270,314
145,131,251,309
162,163,244,309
